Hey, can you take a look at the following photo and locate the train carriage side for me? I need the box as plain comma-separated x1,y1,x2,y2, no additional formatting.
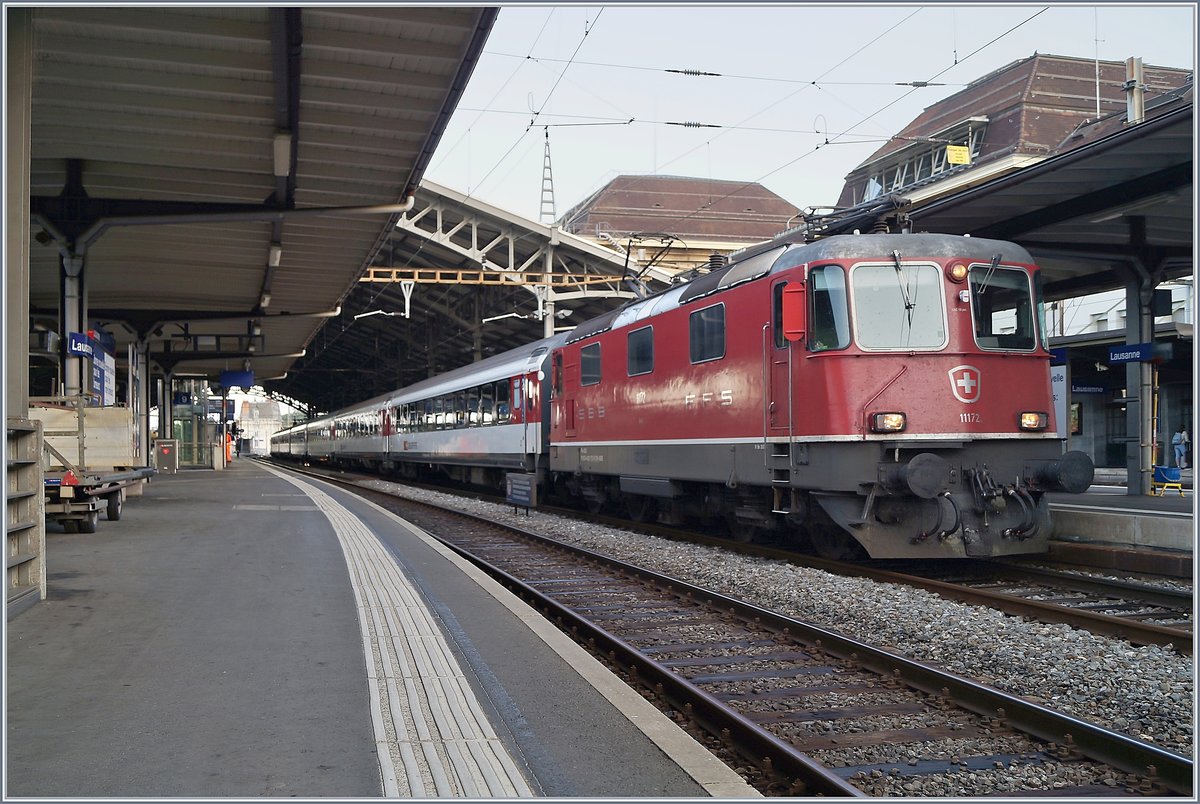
325,393,391,470
549,232,1092,559
383,334,566,487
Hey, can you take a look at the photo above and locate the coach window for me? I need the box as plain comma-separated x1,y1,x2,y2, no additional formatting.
852,262,946,350
453,392,467,427
496,381,511,424
480,384,494,425
467,387,480,426
436,398,446,429
689,303,725,363
969,264,1037,351
807,265,851,352
581,342,602,386
552,353,563,396
627,326,653,376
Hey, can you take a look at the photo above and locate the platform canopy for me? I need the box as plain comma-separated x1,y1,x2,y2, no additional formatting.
906,97,1193,300
25,7,497,388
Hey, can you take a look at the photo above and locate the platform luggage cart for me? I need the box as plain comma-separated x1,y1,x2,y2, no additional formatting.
1151,466,1184,497
30,397,157,533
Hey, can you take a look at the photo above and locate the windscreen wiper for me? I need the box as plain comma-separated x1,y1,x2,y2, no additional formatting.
892,250,915,326
976,253,1002,296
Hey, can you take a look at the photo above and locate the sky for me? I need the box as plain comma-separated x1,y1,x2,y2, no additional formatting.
424,3,1197,223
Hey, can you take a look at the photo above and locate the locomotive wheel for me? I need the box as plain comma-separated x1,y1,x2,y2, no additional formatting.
808,527,863,561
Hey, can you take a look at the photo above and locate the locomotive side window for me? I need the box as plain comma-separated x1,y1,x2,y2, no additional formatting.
772,283,786,349
969,265,1036,351
580,342,602,386
689,303,725,363
851,263,946,351
808,265,851,351
552,353,563,397
627,326,654,376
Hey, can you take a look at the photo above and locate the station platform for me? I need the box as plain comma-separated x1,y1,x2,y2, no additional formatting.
6,460,758,799
1047,468,1194,558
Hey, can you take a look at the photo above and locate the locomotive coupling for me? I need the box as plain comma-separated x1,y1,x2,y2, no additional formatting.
1028,450,1095,494
877,452,950,499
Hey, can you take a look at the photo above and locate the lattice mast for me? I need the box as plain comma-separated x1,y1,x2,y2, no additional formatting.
539,128,557,226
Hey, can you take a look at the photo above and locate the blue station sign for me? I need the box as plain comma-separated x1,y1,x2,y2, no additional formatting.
1108,343,1153,363
65,332,95,358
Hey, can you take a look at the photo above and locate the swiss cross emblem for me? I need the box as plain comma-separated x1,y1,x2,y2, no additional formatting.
948,365,981,404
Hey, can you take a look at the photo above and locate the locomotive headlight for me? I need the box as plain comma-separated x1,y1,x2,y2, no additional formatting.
946,262,969,283
1019,411,1049,431
871,412,907,433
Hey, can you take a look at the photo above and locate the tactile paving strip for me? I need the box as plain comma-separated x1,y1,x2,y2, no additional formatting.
263,466,534,797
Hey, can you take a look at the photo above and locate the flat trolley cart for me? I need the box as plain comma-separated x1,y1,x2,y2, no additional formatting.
42,441,156,533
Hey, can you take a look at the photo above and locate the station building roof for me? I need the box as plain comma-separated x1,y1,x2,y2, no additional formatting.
560,175,800,244
837,53,1192,210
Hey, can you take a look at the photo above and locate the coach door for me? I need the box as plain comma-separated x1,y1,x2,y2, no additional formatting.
767,276,805,434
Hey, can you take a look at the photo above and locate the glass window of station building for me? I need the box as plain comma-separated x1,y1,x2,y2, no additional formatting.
1048,281,1193,469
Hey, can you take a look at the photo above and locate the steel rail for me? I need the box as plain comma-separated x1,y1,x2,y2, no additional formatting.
265,461,1194,795
437,536,866,798
480,529,1194,796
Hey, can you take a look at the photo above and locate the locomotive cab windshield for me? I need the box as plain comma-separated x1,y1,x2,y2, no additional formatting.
969,261,1039,351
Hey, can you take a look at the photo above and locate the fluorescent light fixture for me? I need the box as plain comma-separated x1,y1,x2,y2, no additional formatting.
268,243,282,267
481,312,528,324
273,133,292,177
259,293,271,308
353,310,397,320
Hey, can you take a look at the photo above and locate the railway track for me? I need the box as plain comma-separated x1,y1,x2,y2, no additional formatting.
270,461,1192,797
274,461,1193,653
890,560,1193,649
545,499,1195,656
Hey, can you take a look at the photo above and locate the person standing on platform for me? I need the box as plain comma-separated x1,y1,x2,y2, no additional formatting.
1171,427,1189,469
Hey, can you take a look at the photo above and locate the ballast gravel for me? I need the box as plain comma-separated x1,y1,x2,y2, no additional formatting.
361,479,1194,759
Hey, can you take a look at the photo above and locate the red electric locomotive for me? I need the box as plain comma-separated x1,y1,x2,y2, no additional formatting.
547,232,1093,559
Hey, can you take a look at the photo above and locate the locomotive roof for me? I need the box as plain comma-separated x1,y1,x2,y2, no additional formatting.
567,232,1036,343
766,232,1035,265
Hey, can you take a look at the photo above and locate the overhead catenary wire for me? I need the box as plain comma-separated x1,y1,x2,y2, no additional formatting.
644,7,1052,238
652,7,925,177
463,10,604,203
428,9,559,177
483,50,961,88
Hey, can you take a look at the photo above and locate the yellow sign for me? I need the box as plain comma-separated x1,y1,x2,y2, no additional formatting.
946,145,971,165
